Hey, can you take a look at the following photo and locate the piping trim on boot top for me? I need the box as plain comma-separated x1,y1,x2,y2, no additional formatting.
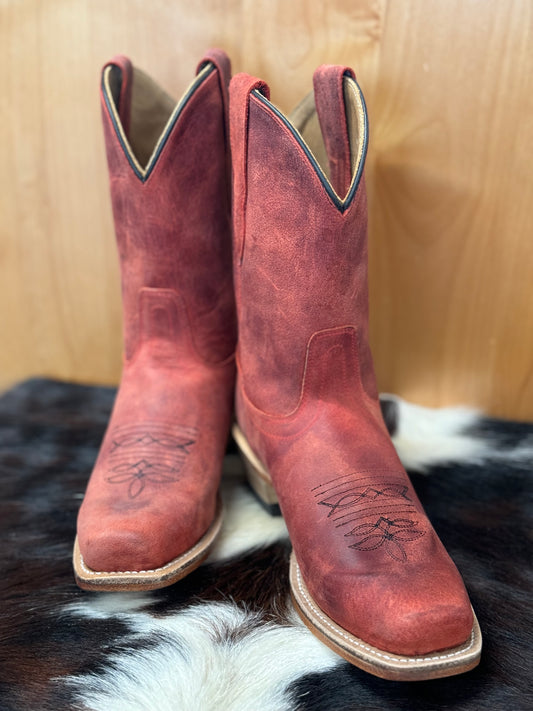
102,63,215,183
251,72,368,212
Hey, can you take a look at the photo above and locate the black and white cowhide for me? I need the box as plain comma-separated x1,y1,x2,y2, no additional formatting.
0,379,531,711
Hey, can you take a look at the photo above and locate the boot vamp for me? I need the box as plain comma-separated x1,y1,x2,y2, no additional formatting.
77,354,234,572
264,402,473,656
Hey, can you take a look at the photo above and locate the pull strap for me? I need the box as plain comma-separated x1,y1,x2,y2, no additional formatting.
229,73,270,265
102,55,133,138
312,65,355,199
197,48,232,134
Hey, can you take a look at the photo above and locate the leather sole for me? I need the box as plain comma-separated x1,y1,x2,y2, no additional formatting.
233,424,483,680
73,497,223,592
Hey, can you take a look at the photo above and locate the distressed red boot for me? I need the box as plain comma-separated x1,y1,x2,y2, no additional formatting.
229,67,482,679
74,50,236,591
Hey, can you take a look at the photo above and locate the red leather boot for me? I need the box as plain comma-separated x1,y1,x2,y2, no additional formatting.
229,67,482,680
74,50,236,591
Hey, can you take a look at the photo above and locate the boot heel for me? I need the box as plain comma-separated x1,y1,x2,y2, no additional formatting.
232,424,281,516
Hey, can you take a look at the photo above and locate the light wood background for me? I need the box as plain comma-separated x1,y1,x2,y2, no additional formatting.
1,0,532,420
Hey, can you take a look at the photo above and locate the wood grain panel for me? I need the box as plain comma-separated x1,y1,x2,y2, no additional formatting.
1,0,532,419
367,0,533,418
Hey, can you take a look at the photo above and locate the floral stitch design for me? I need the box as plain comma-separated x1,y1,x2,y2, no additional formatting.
107,459,183,498
346,516,425,562
105,424,198,498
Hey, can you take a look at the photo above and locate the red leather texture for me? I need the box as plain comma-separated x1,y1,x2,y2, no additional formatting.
76,51,236,573
230,69,474,656
312,64,354,198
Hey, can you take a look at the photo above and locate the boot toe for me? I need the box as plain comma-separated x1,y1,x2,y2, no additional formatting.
370,598,474,656
77,507,208,574
313,568,474,657
80,526,169,574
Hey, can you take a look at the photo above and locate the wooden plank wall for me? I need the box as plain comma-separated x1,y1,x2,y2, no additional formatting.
1,0,532,420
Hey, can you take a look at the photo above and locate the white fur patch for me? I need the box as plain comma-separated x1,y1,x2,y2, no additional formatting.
66,592,155,618
208,454,288,563
383,396,485,472
384,395,533,472
64,601,339,711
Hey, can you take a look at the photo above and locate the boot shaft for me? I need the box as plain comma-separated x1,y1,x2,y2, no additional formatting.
100,51,235,365
230,68,371,415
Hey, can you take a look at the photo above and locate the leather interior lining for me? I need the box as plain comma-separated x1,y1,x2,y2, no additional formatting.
107,65,123,110
128,68,175,169
342,76,365,180
102,64,213,181
103,64,174,173
289,93,330,181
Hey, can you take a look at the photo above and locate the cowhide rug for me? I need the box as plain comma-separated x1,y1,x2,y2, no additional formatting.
0,378,531,711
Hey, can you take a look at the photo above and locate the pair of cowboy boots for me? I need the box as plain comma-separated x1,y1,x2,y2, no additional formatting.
74,49,481,680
